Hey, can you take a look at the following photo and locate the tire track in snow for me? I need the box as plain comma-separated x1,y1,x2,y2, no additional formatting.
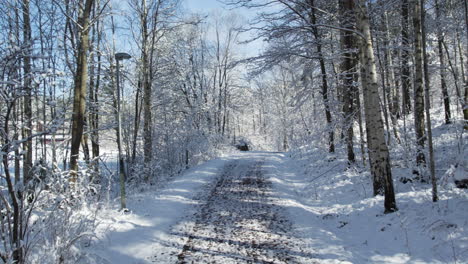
162,157,316,264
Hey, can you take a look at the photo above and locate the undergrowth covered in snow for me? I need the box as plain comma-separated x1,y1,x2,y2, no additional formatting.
281,120,467,263
44,110,467,264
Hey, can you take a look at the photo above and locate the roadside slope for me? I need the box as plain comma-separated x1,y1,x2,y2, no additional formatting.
81,156,234,263
265,152,468,264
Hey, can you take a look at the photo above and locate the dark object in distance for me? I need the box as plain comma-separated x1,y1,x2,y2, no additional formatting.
455,179,468,189
235,140,249,151
399,177,413,184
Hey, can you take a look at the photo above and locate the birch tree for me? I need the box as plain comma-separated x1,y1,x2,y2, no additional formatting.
88,0,103,173
355,0,397,213
400,0,412,115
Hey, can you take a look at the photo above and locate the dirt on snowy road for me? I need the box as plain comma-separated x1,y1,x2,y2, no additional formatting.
154,156,316,264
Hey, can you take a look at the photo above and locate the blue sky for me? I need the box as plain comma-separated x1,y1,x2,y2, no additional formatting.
185,0,225,12
184,0,265,58
110,0,263,59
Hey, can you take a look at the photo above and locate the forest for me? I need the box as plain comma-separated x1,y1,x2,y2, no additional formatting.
0,0,467,263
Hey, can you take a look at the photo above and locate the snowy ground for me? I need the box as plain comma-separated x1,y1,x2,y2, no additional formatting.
272,150,468,264
82,150,467,264
161,156,313,263
83,152,316,263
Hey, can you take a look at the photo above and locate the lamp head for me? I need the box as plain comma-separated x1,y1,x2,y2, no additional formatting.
115,52,132,60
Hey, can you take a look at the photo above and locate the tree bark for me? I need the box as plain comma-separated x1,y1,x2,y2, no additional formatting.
22,0,33,189
420,0,438,201
412,0,427,168
464,0,468,129
89,1,101,173
401,0,412,115
435,0,451,124
141,0,153,179
356,0,397,213
382,10,400,143
132,79,142,163
339,0,357,163
308,0,334,153
70,0,95,181
133,0,167,180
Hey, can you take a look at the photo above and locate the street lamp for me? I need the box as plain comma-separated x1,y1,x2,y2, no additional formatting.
115,52,131,211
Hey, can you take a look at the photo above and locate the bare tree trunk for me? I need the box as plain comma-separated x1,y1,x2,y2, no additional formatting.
22,0,33,189
81,116,90,163
70,0,95,181
2,95,23,264
132,79,142,163
222,82,228,136
401,0,412,115
12,5,22,184
375,31,391,145
356,0,397,213
91,58,101,161
464,0,468,129
215,22,224,135
356,89,367,166
435,0,451,124
442,40,461,110
420,0,438,201
89,1,101,173
141,0,153,179
37,3,48,162
339,0,357,163
382,11,400,143
308,0,334,153
14,107,21,184
412,0,426,169
2,148,22,263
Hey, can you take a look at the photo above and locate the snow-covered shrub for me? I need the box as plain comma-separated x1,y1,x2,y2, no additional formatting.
0,162,102,264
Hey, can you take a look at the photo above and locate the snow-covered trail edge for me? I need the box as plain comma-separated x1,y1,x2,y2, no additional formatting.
265,153,353,264
85,152,320,264
82,155,237,263
268,152,468,264
81,151,467,264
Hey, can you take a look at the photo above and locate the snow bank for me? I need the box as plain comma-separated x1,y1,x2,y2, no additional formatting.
265,151,468,264
81,155,235,264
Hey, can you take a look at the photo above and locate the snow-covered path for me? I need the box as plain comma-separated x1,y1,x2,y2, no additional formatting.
88,152,317,264
85,151,467,264
166,157,314,263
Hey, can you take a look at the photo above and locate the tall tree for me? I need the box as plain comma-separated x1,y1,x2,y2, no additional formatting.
22,0,33,188
435,0,451,124
69,0,95,181
400,0,412,115
140,0,153,178
412,0,426,168
339,0,357,163
89,0,102,168
420,0,437,201
355,0,397,213
382,8,400,143
464,0,468,129
307,0,335,153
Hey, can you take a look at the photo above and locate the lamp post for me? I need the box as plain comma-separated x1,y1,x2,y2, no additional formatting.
115,52,131,211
